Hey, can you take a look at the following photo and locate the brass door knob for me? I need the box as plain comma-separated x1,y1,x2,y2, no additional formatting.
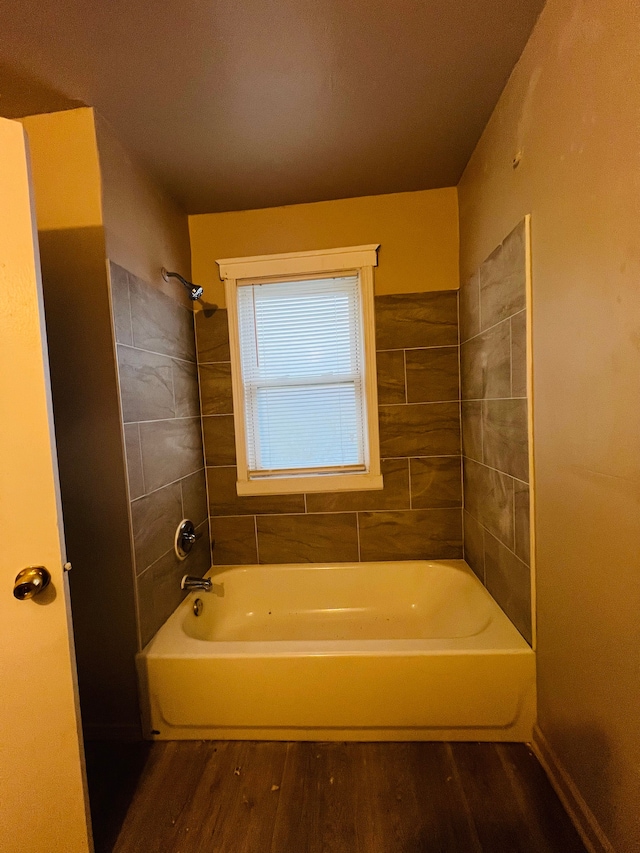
13,566,51,600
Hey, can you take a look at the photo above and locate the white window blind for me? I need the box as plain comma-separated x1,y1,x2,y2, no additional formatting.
236,274,368,477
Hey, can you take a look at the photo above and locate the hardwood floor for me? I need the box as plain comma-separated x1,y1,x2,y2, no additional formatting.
108,741,587,853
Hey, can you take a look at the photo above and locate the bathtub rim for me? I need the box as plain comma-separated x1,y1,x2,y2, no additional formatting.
141,559,533,659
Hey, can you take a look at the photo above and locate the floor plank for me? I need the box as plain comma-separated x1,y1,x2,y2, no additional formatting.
495,743,587,853
104,741,588,853
451,742,540,853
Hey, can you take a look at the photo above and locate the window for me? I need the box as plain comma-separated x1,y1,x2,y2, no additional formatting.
217,245,382,496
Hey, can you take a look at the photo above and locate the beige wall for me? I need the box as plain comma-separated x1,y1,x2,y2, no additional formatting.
21,107,102,231
189,188,459,307
95,113,191,301
457,0,640,850
20,108,141,737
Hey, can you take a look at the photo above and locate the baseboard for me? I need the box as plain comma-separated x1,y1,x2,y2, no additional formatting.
531,725,615,853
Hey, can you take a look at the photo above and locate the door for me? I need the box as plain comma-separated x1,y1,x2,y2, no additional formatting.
0,118,92,852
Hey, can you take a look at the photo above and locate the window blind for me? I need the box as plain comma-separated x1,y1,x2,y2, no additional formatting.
236,275,368,475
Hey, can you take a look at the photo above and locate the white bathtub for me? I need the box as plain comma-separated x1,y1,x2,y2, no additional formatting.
137,559,535,741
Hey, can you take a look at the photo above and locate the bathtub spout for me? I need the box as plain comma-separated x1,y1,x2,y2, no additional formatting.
181,575,224,595
181,575,212,592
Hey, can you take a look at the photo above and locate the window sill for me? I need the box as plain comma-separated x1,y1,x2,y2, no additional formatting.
236,472,384,497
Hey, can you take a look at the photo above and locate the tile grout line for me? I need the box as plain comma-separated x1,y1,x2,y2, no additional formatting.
206,506,463,519
125,269,135,348
126,415,203,426
513,484,517,553
403,348,408,404
377,344,459,353
462,506,530,570
136,422,146,496
462,310,524,347
509,317,514,398
116,340,198,366
204,454,463,469
121,271,142,652
464,454,530,486
192,311,215,571
253,515,260,563
131,466,207,503
458,396,528,403
205,458,529,487
377,399,463,408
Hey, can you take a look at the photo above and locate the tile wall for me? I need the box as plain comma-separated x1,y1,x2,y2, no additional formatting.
109,262,210,646
196,291,463,565
459,220,532,643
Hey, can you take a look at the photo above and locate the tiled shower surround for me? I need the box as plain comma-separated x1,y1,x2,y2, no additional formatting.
110,262,210,646
196,291,463,566
459,220,532,643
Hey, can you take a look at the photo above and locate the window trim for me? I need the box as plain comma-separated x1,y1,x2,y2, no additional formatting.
217,245,383,496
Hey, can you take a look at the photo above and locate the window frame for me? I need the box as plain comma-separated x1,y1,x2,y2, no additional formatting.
217,245,382,497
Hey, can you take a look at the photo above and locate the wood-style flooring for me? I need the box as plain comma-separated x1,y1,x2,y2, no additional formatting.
99,741,587,853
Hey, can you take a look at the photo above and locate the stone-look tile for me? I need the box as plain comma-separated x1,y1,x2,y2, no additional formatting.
410,457,462,509
375,292,458,350
482,399,529,482
460,320,511,401
137,548,186,647
405,347,459,403
199,363,234,415
511,310,527,397
514,481,531,565
131,481,182,573
463,459,514,548
211,516,258,565
459,270,480,344
129,272,196,362
181,469,209,527
484,530,532,644
358,509,462,561
376,351,406,404
117,345,174,423
186,519,212,577
195,308,230,363
109,262,133,346
123,423,144,500
206,466,305,516
139,418,204,493
306,458,410,513
172,359,201,418
479,220,527,331
203,415,236,466
461,401,482,463
256,513,359,564
378,402,460,458
463,511,485,581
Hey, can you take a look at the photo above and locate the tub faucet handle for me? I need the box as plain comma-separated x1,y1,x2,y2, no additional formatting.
175,519,201,560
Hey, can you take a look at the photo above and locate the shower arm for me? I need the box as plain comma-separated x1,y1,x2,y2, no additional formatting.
161,267,205,301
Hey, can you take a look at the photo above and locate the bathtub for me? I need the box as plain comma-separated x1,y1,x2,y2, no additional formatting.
137,559,535,741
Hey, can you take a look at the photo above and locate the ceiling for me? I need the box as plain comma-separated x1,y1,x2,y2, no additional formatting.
0,0,545,213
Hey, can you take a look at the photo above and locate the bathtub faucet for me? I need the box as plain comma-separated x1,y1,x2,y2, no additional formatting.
181,575,224,596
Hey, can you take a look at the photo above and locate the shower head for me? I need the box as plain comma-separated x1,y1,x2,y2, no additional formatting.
161,268,204,301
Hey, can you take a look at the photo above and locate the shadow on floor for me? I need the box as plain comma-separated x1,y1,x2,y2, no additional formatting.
84,740,151,853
